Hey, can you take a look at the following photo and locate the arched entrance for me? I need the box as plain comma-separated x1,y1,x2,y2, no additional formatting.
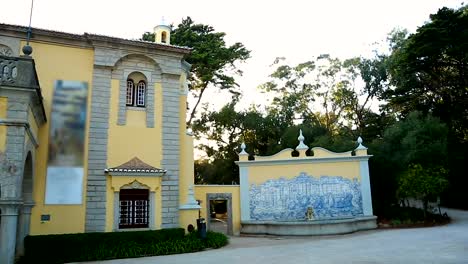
15,151,34,257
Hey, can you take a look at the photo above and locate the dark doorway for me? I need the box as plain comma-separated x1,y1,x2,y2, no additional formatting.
119,189,149,229
209,199,228,234
206,193,233,235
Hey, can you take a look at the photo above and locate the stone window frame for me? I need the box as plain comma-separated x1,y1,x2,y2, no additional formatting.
125,79,147,108
113,180,156,231
118,69,156,127
206,193,233,235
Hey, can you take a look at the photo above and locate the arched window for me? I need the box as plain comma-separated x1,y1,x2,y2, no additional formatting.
161,32,167,43
126,79,135,106
136,81,146,107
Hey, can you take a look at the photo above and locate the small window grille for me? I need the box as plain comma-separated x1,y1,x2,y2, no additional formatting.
119,189,149,229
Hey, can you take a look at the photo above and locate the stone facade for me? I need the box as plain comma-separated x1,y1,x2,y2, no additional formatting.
161,73,181,227
85,66,111,232
0,55,46,264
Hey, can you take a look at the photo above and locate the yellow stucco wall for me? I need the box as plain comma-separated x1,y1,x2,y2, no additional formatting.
247,161,361,185
0,97,7,152
25,41,94,235
107,80,163,167
194,185,241,235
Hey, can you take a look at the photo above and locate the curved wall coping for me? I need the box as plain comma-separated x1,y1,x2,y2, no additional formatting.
236,155,372,166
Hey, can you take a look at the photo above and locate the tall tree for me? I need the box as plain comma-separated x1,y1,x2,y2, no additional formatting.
173,18,251,125
384,5,468,208
385,6,468,141
259,55,387,138
143,17,251,126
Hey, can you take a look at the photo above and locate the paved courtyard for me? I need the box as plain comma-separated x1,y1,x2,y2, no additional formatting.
83,209,468,264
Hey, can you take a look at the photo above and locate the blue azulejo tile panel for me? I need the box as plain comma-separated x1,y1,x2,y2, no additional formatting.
249,173,363,220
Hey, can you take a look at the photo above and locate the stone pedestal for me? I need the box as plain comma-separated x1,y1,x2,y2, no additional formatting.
0,201,20,264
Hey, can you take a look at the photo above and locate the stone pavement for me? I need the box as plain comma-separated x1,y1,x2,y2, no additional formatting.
81,209,468,264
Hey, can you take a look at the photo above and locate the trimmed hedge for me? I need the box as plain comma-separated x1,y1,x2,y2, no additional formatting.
21,228,228,263
204,231,229,248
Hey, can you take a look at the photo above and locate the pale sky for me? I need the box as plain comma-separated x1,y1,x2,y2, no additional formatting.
1,0,465,111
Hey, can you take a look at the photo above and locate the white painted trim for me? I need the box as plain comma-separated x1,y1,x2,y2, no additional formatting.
359,160,373,215
239,167,250,221
149,191,155,229
194,185,240,187
113,191,119,230
253,148,294,160
311,147,352,156
107,172,165,177
236,155,372,166
124,69,152,83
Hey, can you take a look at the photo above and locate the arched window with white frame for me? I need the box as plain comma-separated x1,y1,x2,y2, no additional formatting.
136,81,146,107
126,79,135,106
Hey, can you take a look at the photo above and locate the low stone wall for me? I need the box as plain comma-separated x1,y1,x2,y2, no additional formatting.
241,216,377,236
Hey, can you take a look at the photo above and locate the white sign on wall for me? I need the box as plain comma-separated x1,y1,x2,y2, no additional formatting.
45,167,83,204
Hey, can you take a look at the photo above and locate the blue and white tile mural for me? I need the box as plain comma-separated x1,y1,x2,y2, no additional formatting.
249,173,363,220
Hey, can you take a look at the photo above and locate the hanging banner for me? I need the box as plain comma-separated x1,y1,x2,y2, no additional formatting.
45,80,88,204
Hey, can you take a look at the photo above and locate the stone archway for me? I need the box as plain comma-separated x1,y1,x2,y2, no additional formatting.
15,151,34,257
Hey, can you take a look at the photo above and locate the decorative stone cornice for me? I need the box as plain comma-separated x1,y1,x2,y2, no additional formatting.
105,157,166,176
236,155,373,166
0,118,39,147
0,23,191,55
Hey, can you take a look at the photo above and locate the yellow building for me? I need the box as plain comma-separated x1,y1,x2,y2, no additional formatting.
0,23,201,264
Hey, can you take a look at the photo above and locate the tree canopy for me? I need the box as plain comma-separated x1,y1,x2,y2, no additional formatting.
143,17,251,126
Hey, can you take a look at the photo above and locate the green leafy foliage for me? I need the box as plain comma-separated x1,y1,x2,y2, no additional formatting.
20,228,228,263
141,17,250,126
204,231,229,248
171,17,250,125
383,5,468,209
369,111,448,212
397,164,449,215
380,206,450,226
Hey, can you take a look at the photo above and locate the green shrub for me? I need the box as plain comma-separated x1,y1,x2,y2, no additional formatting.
204,231,229,248
378,205,450,227
21,228,210,263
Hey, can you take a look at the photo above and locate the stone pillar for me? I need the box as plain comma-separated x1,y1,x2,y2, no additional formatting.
359,160,373,216
161,73,181,228
239,166,250,221
85,66,111,232
0,202,20,264
15,202,34,257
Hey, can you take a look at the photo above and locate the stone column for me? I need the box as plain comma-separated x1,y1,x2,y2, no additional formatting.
0,201,20,264
359,159,373,215
15,202,34,257
161,73,181,228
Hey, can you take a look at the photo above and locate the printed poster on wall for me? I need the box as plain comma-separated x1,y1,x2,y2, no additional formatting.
45,80,88,204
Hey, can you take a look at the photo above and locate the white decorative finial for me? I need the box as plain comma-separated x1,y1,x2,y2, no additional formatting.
296,129,309,150
239,142,248,155
356,136,367,150
179,184,201,210
161,16,167,25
